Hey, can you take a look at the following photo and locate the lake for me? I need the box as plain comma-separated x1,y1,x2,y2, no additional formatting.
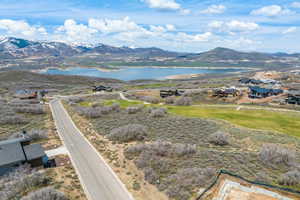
42,67,244,81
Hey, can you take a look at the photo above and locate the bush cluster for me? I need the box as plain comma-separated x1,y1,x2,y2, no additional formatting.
149,108,167,118
0,115,28,125
67,96,85,103
278,170,300,186
126,106,143,114
21,187,68,200
164,96,175,104
76,103,120,118
14,105,45,114
161,167,215,200
208,131,230,146
107,124,148,142
141,96,160,104
0,165,50,200
125,141,197,159
174,97,192,106
259,144,295,167
9,99,40,106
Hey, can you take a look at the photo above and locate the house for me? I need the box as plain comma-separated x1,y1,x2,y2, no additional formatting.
92,85,113,92
260,79,280,85
248,86,283,99
286,91,300,105
239,78,280,85
0,137,47,175
212,88,240,98
239,78,263,85
14,90,47,100
160,90,183,98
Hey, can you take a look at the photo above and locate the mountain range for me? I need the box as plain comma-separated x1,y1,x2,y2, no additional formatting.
0,37,299,70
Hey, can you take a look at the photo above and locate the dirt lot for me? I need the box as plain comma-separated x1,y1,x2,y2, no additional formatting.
47,155,87,200
204,174,300,200
236,92,286,104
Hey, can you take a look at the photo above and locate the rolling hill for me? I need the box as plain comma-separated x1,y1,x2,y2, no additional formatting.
0,37,299,70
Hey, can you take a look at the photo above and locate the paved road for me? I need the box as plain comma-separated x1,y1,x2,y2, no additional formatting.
50,99,134,200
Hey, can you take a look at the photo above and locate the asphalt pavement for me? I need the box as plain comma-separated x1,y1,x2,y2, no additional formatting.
50,99,135,200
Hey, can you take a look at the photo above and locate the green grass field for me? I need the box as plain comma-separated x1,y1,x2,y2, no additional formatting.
126,82,176,90
167,106,300,137
102,99,300,137
105,99,143,108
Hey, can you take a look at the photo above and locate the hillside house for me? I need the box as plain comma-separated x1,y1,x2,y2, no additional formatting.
160,89,183,98
212,88,240,98
248,86,283,99
14,90,47,100
0,138,47,175
92,85,113,92
286,91,300,105
239,78,263,85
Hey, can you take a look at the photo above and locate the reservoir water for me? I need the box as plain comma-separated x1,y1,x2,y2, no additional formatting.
43,67,243,81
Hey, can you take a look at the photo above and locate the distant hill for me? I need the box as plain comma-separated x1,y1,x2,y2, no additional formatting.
0,37,299,69
194,47,275,61
0,37,181,59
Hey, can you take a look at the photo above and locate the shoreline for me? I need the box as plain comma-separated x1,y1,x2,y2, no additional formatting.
32,66,121,73
33,65,256,73
32,65,251,80
165,73,202,80
118,65,257,70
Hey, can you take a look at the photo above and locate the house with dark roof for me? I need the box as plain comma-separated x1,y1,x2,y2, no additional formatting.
248,86,283,99
212,88,241,98
286,90,300,105
0,137,47,175
239,78,263,85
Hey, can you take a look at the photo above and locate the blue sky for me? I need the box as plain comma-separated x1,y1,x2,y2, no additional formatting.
0,0,299,53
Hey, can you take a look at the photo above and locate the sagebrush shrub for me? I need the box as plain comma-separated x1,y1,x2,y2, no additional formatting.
174,97,192,106
0,115,28,125
162,167,215,200
208,131,230,146
164,96,175,104
107,124,148,142
126,106,143,114
0,165,49,200
142,96,160,104
149,108,167,118
259,144,295,167
278,170,300,186
14,105,45,114
125,141,197,159
21,187,68,200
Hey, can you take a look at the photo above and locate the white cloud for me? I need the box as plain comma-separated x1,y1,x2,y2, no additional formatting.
0,19,47,37
141,0,181,10
209,20,259,33
175,32,212,42
208,21,223,29
149,24,176,32
200,4,226,14
55,19,97,43
226,20,259,31
88,17,141,34
291,2,300,8
166,24,176,31
180,9,191,15
282,27,297,34
251,5,293,17
150,25,167,33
